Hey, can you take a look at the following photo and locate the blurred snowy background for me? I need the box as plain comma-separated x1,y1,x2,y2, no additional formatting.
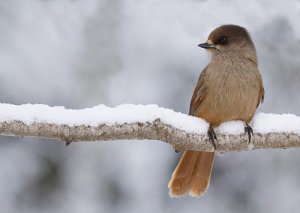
0,0,300,212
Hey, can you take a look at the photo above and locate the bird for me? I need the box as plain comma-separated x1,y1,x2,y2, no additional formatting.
168,25,264,197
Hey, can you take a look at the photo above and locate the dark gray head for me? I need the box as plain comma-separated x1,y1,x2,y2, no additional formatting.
198,25,257,63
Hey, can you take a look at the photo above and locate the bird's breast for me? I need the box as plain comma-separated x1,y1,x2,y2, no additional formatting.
195,55,260,126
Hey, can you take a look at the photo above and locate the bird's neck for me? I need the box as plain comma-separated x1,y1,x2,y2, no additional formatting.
211,48,258,67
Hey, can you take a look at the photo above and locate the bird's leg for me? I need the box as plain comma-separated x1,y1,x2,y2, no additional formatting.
207,125,217,149
244,123,253,143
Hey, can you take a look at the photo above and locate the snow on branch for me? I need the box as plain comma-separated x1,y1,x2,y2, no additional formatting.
0,103,299,152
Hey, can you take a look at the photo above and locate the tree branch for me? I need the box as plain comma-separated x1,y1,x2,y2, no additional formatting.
1,119,299,152
0,103,299,152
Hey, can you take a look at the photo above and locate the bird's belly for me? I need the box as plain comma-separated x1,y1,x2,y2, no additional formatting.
195,77,259,126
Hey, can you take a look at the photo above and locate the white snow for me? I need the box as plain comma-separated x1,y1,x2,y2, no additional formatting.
0,103,299,135
0,103,208,133
217,121,245,135
252,113,300,134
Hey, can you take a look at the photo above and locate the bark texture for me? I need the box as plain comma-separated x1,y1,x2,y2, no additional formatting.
0,119,299,152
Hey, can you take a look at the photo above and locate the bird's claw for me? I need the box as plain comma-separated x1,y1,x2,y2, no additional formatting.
208,126,217,149
244,124,253,143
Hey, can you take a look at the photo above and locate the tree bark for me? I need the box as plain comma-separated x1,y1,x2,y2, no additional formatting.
0,119,299,152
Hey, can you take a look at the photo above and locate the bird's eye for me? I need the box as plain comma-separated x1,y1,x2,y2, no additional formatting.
219,36,227,44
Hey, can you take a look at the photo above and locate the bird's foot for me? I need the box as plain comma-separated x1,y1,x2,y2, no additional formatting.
207,126,217,149
244,124,253,143
65,138,72,147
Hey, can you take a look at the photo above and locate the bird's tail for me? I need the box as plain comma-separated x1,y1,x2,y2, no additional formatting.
168,150,214,197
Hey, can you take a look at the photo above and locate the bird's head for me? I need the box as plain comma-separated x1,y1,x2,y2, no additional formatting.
198,25,257,63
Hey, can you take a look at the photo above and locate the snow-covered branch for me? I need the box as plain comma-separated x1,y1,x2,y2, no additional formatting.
0,103,299,152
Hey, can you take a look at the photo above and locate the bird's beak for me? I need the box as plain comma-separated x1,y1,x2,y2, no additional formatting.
198,42,216,49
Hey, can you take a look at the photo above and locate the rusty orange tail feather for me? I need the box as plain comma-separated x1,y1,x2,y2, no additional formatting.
168,151,214,197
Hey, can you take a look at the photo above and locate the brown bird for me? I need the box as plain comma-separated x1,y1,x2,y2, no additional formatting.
168,25,264,197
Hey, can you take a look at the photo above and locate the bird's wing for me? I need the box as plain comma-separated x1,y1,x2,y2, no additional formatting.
189,67,208,116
